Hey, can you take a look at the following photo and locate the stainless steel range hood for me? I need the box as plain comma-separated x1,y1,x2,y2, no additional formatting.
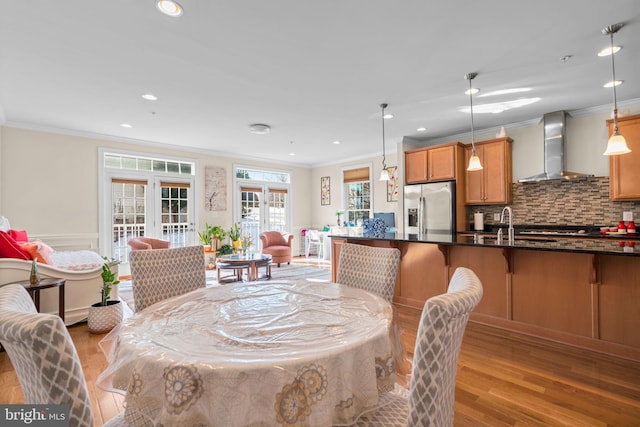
519,111,593,182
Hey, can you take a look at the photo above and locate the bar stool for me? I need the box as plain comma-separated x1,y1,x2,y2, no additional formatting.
255,257,272,280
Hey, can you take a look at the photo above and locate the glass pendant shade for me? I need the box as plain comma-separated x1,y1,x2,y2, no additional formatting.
467,154,483,171
603,131,631,155
379,169,390,181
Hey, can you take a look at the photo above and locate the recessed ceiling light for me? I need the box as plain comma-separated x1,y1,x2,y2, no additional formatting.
156,1,183,17
289,152,295,156
332,140,341,145
383,113,394,119
120,123,133,128
464,88,479,95
248,123,271,134
417,127,427,132
603,80,623,88
141,93,158,101
598,46,622,57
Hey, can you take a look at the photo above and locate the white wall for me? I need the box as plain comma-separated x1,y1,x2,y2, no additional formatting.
0,126,312,254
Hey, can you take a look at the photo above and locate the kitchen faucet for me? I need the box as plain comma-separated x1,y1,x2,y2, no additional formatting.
500,206,514,244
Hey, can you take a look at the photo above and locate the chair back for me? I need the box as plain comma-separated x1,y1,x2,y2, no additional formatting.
130,245,205,312
336,243,400,303
259,231,292,248
307,229,321,242
407,267,483,426
0,284,94,427
128,237,171,251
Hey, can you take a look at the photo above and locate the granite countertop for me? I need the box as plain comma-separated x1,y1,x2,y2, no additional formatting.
333,231,640,257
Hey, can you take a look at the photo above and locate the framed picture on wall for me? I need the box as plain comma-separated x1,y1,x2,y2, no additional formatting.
386,166,398,202
321,176,330,205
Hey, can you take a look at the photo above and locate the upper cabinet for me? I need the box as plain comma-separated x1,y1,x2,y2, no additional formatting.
405,142,464,184
609,114,640,201
464,137,513,205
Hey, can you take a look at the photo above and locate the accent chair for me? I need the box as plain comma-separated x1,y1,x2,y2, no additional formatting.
127,237,171,251
259,231,293,267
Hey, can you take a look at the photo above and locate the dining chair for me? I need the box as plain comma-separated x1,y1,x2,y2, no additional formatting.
305,229,323,259
0,284,130,427
336,242,400,303
354,267,483,426
129,245,206,311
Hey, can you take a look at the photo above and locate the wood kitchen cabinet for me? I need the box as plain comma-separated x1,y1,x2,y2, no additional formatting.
608,114,640,200
464,137,513,204
405,142,464,184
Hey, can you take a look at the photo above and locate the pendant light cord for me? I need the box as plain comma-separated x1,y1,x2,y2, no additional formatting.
381,103,387,169
469,78,476,154
609,31,620,134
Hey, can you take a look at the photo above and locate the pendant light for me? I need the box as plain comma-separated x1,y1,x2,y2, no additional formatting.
465,73,483,171
602,23,631,155
379,103,391,181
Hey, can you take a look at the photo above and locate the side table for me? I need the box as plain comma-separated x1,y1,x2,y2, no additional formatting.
15,278,66,322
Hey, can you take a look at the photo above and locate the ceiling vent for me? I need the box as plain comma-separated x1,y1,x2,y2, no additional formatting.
248,123,271,134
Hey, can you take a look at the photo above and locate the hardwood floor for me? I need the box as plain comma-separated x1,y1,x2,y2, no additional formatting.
2,296,639,426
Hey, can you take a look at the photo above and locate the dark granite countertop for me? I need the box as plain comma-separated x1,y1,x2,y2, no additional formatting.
332,231,640,257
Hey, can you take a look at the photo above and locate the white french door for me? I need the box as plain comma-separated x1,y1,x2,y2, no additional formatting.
109,174,195,265
237,184,289,251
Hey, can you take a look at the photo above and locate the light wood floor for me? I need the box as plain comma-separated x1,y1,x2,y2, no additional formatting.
2,283,639,425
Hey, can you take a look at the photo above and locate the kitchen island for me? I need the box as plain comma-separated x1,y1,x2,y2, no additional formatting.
330,232,640,362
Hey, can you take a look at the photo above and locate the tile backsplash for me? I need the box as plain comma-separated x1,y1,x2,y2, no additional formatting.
467,177,639,228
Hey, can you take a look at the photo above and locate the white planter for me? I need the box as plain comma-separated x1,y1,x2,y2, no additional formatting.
88,300,123,334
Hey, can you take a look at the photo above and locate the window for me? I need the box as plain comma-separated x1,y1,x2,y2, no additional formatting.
343,165,372,224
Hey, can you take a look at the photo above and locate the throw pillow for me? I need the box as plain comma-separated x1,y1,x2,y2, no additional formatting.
18,240,53,264
9,229,28,242
0,231,31,260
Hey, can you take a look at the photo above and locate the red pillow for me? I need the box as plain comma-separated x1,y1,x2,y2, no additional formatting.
9,229,28,242
0,231,31,260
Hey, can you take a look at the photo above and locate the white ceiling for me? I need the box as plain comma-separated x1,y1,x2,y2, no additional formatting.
1,1,639,167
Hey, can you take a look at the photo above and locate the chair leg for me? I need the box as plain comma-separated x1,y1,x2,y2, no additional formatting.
277,263,281,267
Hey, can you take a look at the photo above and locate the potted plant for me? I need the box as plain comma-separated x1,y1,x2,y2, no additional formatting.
336,210,344,226
88,258,122,334
210,225,227,252
228,223,242,253
198,223,213,251
217,244,233,256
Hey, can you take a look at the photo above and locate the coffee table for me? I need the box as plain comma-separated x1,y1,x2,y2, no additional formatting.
217,253,271,281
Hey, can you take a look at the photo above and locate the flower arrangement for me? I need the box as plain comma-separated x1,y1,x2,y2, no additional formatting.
241,235,252,255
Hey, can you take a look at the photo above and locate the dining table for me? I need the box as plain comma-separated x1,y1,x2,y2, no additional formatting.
97,280,397,427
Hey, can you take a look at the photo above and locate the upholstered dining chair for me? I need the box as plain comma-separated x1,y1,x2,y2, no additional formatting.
336,242,401,303
354,267,483,426
127,236,171,251
129,245,205,311
0,284,130,427
259,231,293,267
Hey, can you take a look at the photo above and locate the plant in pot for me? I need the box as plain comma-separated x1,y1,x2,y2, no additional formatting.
88,258,122,334
228,223,242,253
198,224,213,251
210,225,227,252
217,244,233,256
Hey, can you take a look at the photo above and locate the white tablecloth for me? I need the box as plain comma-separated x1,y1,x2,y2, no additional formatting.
98,280,396,427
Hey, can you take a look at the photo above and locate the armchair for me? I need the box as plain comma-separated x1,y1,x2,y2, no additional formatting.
259,231,293,267
127,237,171,251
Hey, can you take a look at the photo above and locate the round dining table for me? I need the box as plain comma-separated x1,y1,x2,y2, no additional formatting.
97,280,396,427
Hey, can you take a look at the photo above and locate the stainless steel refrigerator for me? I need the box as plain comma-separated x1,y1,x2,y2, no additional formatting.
404,181,456,238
